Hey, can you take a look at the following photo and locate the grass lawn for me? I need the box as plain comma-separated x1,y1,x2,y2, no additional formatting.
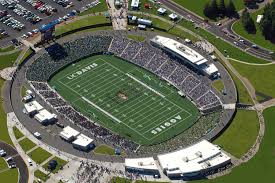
0,45,14,53
18,137,36,152
42,157,68,174
232,8,275,51
212,79,224,93
177,19,268,64
28,147,52,164
130,13,198,42
111,177,132,183
216,56,253,104
0,79,14,146
135,181,169,183
0,51,21,70
34,169,50,182
0,158,7,170
55,15,111,36
172,0,244,19
196,107,275,183
230,60,275,99
94,145,116,155
0,168,18,183
12,126,24,139
18,48,33,65
127,34,146,42
79,0,108,16
214,109,259,158
20,85,27,97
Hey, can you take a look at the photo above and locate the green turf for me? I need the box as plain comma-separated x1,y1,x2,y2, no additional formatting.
28,147,52,164
0,168,18,183
79,0,108,16
19,138,36,152
196,106,275,183
0,79,14,146
0,51,21,70
55,15,111,36
233,8,275,51
12,126,24,139
230,60,275,99
34,169,50,182
214,109,259,158
94,144,126,156
172,0,244,19
127,34,146,42
212,79,224,93
49,55,199,145
42,157,68,174
0,158,7,170
0,45,14,53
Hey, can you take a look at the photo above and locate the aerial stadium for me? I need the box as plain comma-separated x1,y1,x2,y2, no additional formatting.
10,29,237,181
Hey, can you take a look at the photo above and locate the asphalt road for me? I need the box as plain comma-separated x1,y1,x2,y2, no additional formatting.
0,141,28,183
159,0,274,61
0,0,99,47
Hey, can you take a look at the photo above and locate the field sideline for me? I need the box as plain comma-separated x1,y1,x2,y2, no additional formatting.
49,55,199,145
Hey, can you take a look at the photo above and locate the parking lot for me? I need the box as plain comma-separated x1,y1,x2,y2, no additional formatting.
0,0,103,46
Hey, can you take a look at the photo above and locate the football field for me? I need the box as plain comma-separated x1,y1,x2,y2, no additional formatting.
49,55,199,145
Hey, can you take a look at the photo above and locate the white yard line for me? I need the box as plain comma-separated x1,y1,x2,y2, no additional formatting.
126,73,165,98
82,97,122,123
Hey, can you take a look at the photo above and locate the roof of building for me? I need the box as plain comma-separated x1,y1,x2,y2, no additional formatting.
125,157,159,171
24,100,43,113
59,126,80,140
151,35,207,66
157,140,231,175
201,63,219,75
72,133,93,147
34,109,56,123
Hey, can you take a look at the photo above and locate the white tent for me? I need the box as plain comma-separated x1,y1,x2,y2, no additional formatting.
59,126,80,142
72,134,94,151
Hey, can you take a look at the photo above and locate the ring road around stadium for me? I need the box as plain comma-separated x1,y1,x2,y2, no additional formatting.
10,31,236,162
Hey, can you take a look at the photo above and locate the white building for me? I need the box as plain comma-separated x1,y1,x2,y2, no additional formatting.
157,140,231,178
131,0,139,9
34,109,57,124
72,134,94,151
59,126,80,142
150,35,219,77
24,100,43,116
125,157,160,175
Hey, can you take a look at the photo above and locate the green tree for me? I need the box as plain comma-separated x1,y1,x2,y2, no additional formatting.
219,0,226,17
204,2,212,18
210,0,219,18
260,2,275,42
241,8,256,33
226,0,237,17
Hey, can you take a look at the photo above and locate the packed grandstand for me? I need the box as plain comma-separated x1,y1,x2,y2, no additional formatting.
24,34,229,152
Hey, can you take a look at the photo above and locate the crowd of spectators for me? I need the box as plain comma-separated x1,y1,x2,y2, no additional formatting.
75,161,127,183
26,35,112,81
